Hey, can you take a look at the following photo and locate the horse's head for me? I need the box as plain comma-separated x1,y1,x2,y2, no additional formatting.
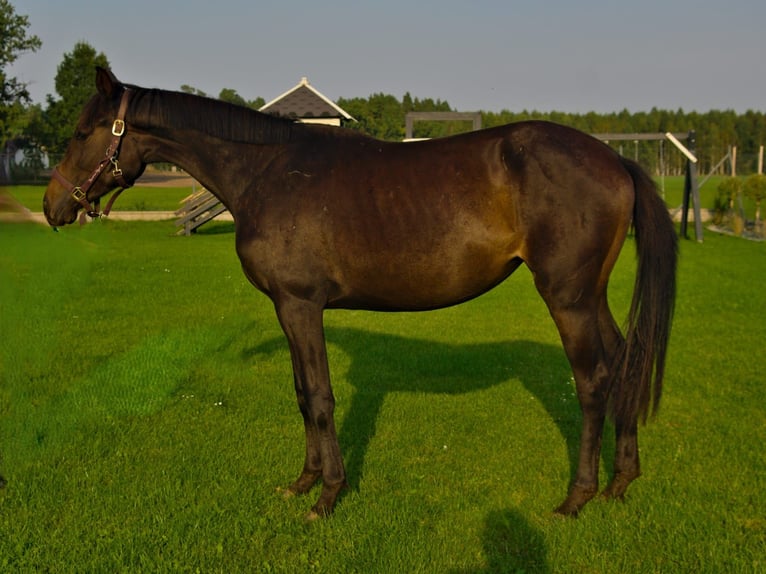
44,67,146,226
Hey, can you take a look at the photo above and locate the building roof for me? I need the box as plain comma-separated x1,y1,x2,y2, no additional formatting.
259,77,354,121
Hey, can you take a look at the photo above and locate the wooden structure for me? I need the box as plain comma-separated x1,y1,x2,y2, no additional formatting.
404,112,482,141
175,189,227,235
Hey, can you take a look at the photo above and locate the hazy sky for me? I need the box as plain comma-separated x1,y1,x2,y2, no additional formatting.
10,0,766,114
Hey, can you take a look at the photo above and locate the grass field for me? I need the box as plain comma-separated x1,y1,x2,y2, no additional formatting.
4,184,194,212
1,195,764,571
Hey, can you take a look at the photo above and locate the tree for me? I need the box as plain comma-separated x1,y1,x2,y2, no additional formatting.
218,88,246,106
743,173,766,228
339,93,410,140
716,177,744,233
717,177,742,212
218,88,264,110
43,42,109,154
180,84,207,97
0,0,42,182
250,96,266,110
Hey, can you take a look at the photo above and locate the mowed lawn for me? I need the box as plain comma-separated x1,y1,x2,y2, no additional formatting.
0,208,764,572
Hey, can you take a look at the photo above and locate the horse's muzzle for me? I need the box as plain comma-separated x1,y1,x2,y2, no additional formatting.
43,189,78,227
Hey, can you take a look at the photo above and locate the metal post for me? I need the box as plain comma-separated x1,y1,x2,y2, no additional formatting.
688,131,703,241
680,131,702,241
681,159,691,239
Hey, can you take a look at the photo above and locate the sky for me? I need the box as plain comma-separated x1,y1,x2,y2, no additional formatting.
9,0,766,114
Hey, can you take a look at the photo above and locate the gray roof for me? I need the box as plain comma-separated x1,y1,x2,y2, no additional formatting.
259,77,354,120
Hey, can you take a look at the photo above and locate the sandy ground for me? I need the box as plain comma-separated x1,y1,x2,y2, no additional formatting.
133,169,197,188
0,191,40,223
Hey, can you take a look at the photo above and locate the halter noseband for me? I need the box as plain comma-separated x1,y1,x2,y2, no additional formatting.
52,88,133,223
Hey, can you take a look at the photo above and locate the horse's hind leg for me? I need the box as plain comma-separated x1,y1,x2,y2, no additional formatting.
535,285,612,516
596,299,642,500
602,420,640,500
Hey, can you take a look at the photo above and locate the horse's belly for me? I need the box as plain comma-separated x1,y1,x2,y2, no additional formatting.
327,249,523,311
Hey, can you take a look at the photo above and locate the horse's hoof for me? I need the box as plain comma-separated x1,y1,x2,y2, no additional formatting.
554,485,597,516
601,471,640,501
553,503,580,518
600,485,626,501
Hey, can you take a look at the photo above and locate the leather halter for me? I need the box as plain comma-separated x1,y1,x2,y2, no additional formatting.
52,89,133,223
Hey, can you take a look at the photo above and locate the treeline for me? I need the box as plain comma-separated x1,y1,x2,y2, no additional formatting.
338,94,766,176
3,0,765,183
10,39,766,180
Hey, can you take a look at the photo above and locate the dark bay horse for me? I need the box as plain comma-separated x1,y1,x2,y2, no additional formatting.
44,68,677,518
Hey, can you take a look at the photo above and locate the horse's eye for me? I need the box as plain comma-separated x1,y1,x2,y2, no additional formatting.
74,130,88,141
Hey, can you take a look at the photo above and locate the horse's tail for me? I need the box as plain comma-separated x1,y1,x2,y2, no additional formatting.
611,157,678,425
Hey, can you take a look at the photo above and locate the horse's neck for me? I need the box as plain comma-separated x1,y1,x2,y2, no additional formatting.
140,135,245,213
133,89,295,214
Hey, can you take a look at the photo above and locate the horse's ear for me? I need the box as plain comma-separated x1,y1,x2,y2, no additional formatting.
95,67,122,98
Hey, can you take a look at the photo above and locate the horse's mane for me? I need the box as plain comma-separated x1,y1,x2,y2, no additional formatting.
130,87,300,144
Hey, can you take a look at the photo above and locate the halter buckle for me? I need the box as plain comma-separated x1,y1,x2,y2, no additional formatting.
110,157,123,178
112,119,125,137
72,187,86,201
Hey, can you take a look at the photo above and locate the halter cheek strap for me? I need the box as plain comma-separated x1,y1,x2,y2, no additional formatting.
52,89,133,223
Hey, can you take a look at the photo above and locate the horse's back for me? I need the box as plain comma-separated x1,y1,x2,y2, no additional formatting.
236,121,635,310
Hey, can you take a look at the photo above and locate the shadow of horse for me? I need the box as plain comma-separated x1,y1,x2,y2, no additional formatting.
451,509,550,573
247,326,616,495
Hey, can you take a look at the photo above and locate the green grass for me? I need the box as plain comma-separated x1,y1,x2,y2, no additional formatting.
658,174,761,220
1,215,764,572
2,184,194,212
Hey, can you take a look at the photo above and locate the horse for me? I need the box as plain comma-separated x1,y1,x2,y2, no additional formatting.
44,68,677,519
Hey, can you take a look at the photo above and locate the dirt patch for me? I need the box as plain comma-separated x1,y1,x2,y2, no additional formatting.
135,169,197,188
0,190,35,222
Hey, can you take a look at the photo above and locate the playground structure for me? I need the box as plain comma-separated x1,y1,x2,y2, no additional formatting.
593,131,702,241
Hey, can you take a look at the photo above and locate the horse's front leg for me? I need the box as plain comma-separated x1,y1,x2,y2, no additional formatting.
275,295,347,518
283,368,323,497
